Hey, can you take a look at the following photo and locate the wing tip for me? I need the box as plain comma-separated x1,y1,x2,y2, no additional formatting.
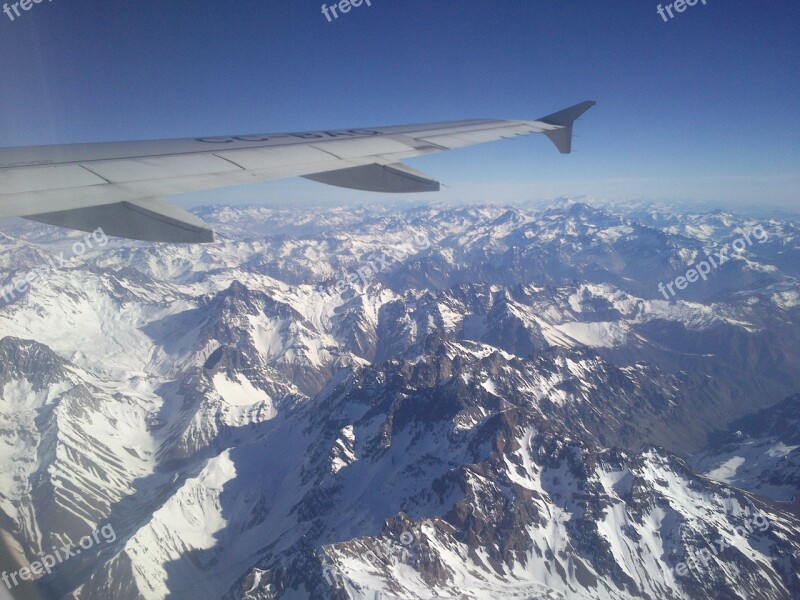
539,100,596,154
538,101,596,127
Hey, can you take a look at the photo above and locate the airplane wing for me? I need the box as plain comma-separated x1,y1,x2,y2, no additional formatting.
0,101,594,243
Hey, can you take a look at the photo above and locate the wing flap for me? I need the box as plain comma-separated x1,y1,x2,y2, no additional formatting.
79,154,242,183
309,137,413,159
214,144,341,170
0,163,107,194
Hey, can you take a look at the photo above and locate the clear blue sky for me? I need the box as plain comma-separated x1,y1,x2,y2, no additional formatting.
0,0,797,207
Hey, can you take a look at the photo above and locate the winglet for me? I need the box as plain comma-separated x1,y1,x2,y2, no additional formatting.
538,100,596,154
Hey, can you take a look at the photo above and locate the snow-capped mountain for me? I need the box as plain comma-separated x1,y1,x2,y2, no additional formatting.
1,201,798,599
691,394,800,504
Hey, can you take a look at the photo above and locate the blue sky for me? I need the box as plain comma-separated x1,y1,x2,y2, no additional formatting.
0,0,797,207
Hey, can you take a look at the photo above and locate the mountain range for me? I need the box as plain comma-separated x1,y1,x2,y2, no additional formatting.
1,200,798,599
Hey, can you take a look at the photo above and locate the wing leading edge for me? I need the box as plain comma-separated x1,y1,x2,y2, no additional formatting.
0,101,595,243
